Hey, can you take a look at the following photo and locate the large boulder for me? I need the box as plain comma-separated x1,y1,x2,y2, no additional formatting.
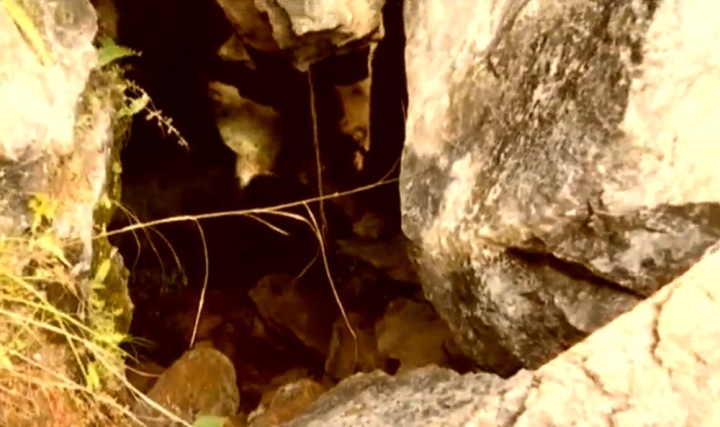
280,240,720,426
400,0,720,371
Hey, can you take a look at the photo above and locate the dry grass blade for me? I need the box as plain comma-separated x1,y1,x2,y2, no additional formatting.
187,219,209,349
96,178,397,240
112,201,184,278
308,69,329,236
302,203,358,370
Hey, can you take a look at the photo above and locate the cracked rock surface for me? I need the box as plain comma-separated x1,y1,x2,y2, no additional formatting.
279,241,720,426
400,0,720,371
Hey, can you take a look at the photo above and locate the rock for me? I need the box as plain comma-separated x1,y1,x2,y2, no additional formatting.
214,0,279,53
218,32,255,67
208,80,284,188
324,312,381,380
509,241,720,426
219,0,386,71
247,378,325,427
275,242,720,426
126,359,165,395
133,346,240,426
333,76,372,171
249,273,337,358
281,366,523,427
0,0,132,423
400,0,720,371
336,235,419,284
90,0,118,40
375,298,461,373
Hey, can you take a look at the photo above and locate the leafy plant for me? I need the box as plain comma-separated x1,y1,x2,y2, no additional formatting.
96,37,139,69
194,415,229,427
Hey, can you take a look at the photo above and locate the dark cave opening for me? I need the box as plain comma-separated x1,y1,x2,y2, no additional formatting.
101,0,417,412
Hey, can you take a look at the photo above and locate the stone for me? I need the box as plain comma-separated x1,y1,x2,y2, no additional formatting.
333,76,372,171
249,273,337,357
282,366,526,427
126,359,165,395
208,80,284,188
324,311,381,380
336,235,419,284
133,346,240,427
375,298,461,373
275,241,720,426
216,0,386,71
247,378,325,427
90,0,118,40
400,0,720,371
214,0,279,53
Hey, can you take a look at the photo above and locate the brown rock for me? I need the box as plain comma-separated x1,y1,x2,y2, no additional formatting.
214,0,279,52
325,312,382,380
376,298,457,372
249,274,337,357
126,360,165,395
337,235,419,283
132,347,240,427
333,76,372,171
247,378,326,427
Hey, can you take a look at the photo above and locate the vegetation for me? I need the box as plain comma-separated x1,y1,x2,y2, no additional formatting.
0,24,189,424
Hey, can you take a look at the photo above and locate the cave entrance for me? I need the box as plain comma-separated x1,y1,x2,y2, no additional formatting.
101,0,418,413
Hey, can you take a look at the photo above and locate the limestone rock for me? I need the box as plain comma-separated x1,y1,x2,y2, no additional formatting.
209,80,283,188
0,0,131,423
281,366,525,427
401,0,720,370
214,0,279,53
133,346,240,426
278,241,720,426
216,0,386,71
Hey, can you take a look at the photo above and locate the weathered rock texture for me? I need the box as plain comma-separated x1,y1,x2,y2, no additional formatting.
400,0,720,371
133,345,240,426
0,0,131,424
216,0,385,71
280,241,720,426
209,80,284,187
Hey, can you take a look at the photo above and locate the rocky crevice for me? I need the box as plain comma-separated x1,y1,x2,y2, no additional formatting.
87,0,477,423
3,0,709,425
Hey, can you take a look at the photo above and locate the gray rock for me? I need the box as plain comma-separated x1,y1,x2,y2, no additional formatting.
0,0,131,340
0,0,98,237
216,0,386,71
281,241,720,427
282,365,534,427
400,0,720,370
0,0,131,423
